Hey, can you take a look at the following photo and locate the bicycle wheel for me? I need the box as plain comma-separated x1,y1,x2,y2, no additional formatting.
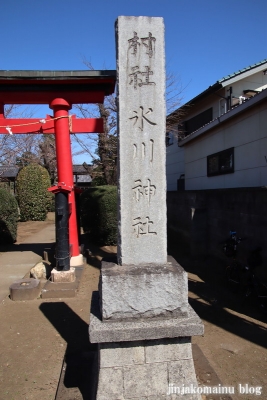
226,261,241,288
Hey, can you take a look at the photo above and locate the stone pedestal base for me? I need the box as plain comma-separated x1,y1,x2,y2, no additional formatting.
51,267,75,282
89,293,203,400
9,278,41,301
100,256,188,321
96,339,201,400
70,253,84,267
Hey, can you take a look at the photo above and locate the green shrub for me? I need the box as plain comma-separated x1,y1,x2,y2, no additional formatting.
40,165,54,213
0,188,19,243
16,164,51,221
47,195,55,212
80,185,117,245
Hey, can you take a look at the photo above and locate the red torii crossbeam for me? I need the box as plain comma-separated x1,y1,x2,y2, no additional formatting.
0,114,104,135
0,70,116,269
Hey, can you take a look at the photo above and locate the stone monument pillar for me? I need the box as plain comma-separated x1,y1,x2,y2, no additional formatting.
89,16,204,400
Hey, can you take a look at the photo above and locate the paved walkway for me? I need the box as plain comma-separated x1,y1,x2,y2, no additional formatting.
0,224,55,302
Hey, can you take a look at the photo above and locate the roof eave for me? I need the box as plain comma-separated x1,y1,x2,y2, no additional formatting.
179,89,267,146
167,81,222,122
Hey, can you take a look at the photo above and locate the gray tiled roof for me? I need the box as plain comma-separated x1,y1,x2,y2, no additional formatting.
73,164,91,174
218,59,267,83
167,59,267,121
76,175,92,183
180,88,267,146
0,165,19,178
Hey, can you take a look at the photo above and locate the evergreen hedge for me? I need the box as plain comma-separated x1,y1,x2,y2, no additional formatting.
16,164,52,221
0,188,19,243
80,185,117,245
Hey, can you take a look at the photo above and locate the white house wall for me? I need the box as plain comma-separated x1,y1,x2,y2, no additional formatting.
166,63,267,191
224,70,267,97
166,134,184,191
184,101,267,190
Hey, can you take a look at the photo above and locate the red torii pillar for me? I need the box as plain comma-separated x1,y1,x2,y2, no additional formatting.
49,98,81,266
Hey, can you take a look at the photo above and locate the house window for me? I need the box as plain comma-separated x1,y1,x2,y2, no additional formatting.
184,107,213,136
207,148,234,176
166,131,174,146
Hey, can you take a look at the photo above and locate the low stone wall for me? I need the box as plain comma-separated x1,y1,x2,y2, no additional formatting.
167,188,267,277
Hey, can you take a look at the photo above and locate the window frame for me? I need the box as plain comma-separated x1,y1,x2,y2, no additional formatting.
207,147,234,177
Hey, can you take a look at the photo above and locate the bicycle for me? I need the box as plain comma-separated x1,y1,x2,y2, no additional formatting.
223,231,267,313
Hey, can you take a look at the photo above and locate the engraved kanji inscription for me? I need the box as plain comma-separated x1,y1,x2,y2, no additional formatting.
142,142,146,159
128,32,140,55
132,179,143,201
140,66,156,87
133,140,154,162
132,216,157,237
143,179,156,202
141,32,156,58
150,139,154,162
129,106,157,131
132,179,156,203
129,66,155,89
133,143,137,159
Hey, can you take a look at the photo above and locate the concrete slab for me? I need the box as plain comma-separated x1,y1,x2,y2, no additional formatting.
0,224,55,302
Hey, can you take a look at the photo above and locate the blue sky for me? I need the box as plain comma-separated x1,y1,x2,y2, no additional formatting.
1,0,266,162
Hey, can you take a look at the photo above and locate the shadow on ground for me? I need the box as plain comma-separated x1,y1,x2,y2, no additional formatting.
0,242,55,257
39,302,97,400
80,232,117,270
167,229,267,349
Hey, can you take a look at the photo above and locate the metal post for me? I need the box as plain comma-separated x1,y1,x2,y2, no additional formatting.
75,190,82,245
55,191,70,270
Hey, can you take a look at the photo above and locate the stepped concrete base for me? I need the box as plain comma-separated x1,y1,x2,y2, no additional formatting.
89,293,203,400
41,266,84,299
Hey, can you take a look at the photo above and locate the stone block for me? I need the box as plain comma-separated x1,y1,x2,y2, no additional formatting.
116,16,167,266
89,292,204,343
145,337,192,363
139,396,198,400
123,363,167,398
97,366,124,400
9,278,41,301
100,256,188,321
70,253,84,267
168,359,199,389
51,267,75,283
128,397,196,400
99,341,145,368
30,261,48,280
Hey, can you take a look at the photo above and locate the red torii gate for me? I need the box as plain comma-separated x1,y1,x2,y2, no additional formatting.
0,70,116,269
